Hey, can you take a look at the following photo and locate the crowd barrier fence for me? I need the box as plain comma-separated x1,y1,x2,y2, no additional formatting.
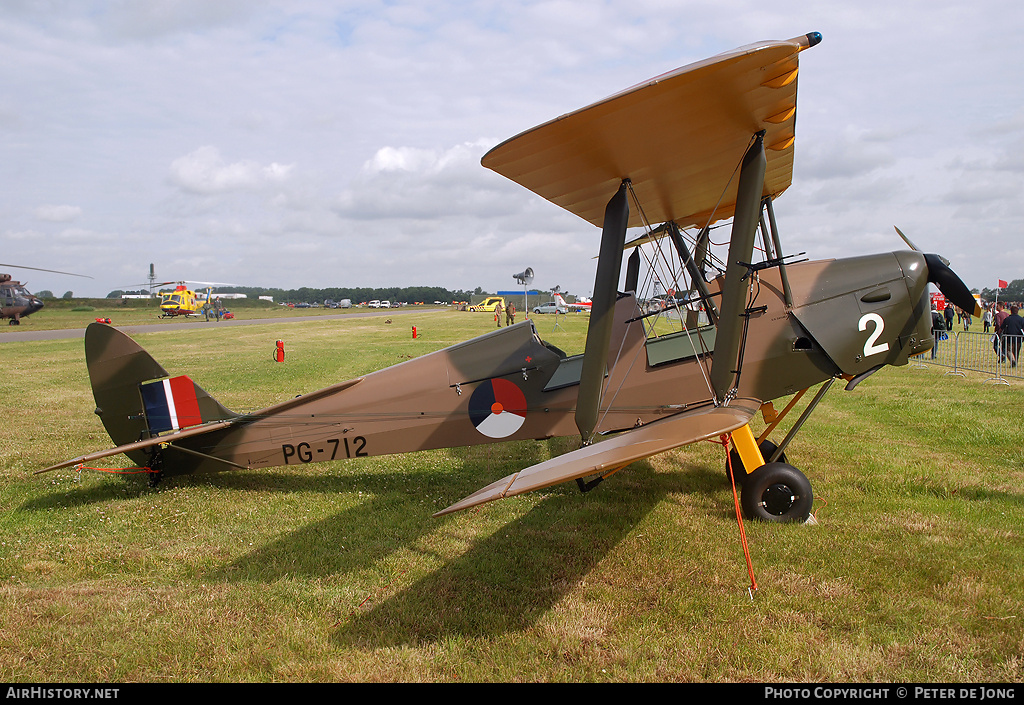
913,330,1022,384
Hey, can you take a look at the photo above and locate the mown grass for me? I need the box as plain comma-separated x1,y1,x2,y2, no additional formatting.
0,312,1020,682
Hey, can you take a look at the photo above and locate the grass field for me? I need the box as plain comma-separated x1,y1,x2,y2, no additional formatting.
0,310,1021,682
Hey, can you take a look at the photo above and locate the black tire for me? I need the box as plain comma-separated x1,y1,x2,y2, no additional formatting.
727,440,785,486
740,462,812,523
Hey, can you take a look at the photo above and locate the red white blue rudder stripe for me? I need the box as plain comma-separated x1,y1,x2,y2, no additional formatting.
139,376,205,434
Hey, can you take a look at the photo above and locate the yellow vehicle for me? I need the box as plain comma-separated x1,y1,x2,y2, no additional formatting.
468,296,505,312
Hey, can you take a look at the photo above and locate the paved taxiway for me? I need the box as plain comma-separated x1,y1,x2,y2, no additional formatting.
0,307,435,344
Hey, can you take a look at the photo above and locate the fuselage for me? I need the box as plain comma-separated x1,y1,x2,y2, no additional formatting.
154,250,932,475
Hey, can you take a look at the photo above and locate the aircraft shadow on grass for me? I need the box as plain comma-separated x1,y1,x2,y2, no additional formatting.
179,446,724,644
326,461,734,646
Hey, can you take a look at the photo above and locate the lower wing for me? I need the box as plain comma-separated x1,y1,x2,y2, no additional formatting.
434,397,761,516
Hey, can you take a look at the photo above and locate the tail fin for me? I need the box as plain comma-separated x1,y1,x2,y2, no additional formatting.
85,323,236,462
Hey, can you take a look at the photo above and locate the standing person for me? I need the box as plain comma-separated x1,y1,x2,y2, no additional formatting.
962,307,972,332
983,305,993,333
994,302,1009,362
494,300,503,328
943,303,954,331
930,306,946,360
1002,305,1024,367
506,301,516,326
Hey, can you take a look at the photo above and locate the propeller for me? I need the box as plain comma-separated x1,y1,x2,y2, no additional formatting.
894,227,980,317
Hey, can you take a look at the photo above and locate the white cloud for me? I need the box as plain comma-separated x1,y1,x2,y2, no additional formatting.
34,204,82,222
335,140,524,220
169,146,294,195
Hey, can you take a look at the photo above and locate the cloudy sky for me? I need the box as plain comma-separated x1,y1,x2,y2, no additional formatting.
2,1,1022,299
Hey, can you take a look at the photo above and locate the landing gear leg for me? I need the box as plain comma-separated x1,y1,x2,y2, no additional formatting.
726,425,810,522
727,438,786,486
146,446,165,488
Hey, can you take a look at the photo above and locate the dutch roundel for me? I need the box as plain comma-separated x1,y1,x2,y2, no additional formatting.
468,378,528,438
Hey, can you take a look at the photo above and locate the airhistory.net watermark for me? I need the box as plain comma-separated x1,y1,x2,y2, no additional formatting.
5,688,119,700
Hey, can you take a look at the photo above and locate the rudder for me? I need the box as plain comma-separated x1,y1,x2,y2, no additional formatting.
85,323,236,466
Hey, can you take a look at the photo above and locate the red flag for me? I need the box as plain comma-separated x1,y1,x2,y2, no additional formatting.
999,279,1008,289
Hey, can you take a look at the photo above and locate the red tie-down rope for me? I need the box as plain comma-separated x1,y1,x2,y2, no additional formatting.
73,463,157,479
715,433,758,597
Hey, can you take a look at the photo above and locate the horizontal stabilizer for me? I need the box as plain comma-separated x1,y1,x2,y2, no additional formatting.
434,397,761,516
36,419,237,475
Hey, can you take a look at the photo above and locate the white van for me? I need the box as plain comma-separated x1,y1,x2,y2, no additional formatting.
368,300,381,308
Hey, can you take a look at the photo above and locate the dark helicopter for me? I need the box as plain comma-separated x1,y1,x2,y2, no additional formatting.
0,264,92,325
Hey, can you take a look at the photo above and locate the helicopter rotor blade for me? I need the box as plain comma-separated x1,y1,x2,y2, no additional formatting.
0,264,93,279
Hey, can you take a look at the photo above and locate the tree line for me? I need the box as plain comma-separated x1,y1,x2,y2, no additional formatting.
105,285,487,304
978,280,1024,303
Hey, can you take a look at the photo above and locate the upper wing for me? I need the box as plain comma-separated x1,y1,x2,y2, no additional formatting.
482,33,820,230
434,397,761,516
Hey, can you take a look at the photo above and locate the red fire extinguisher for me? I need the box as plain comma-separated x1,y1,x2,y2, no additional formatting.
412,326,418,339
273,340,285,362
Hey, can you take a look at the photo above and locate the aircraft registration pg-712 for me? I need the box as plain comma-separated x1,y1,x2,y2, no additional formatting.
39,32,980,523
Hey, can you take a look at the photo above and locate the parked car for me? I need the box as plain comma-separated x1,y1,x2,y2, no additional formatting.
533,302,567,314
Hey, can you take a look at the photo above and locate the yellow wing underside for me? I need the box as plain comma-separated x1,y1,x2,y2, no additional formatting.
482,35,818,230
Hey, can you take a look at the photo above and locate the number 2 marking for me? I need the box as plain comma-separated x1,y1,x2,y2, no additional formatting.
858,313,889,357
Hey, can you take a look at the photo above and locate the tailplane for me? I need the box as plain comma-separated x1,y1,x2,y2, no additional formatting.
84,323,236,466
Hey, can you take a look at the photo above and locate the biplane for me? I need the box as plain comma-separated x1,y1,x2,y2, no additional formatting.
40,33,980,523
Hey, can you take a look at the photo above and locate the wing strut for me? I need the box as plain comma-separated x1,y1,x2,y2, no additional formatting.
710,133,766,404
576,180,630,443
624,247,640,294
667,221,718,326
763,196,794,308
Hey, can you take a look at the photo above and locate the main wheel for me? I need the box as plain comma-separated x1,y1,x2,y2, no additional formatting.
740,462,812,523
727,440,785,486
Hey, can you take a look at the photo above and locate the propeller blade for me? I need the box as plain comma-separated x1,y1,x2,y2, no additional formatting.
924,253,980,317
893,226,920,252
